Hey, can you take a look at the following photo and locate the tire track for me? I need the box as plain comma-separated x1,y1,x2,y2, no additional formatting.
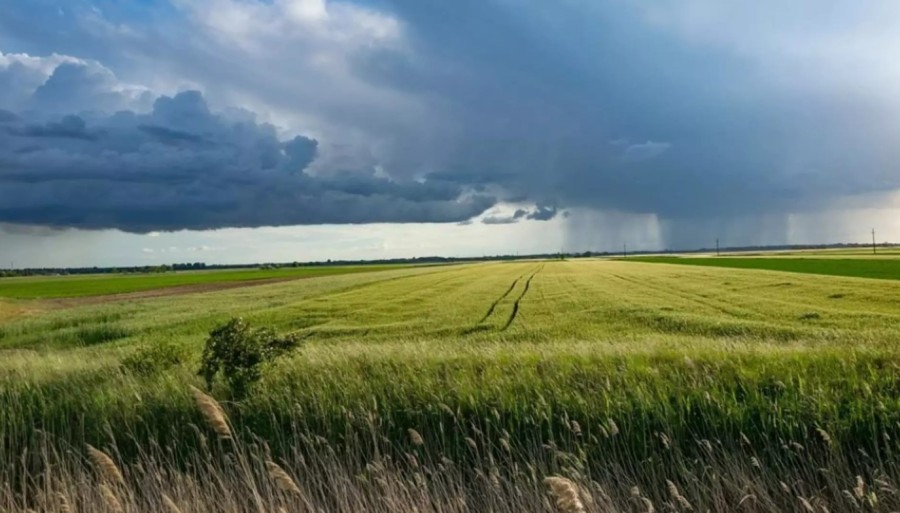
475,272,527,324
501,264,544,331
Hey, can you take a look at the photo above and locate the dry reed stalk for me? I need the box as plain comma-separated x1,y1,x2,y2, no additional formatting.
607,418,620,436
189,385,232,439
58,492,73,513
798,496,815,512
544,476,586,513
569,420,582,436
266,460,302,496
854,476,866,499
162,493,183,513
99,484,123,513
816,427,833,445
87,445,125,486
666,480,693,511
408,429,424,446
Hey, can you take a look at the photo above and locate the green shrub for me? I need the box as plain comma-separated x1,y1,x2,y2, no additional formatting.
199,317,302,398
122,342,187,375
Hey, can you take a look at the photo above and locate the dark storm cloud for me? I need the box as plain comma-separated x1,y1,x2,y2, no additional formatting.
357,1,900,246
2,1,900,246
481,215,518,225
481,206,558,225
0,86,495,232
525,206,558,221
9,115,98,140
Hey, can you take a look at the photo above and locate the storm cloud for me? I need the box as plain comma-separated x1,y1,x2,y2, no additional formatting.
2,1,900,247
0,58,495,232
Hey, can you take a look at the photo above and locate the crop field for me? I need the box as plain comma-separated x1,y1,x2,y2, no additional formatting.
3,259,900,512
630,255,900,281
0,263,415,299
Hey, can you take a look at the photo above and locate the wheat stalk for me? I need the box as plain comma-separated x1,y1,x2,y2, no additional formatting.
189,385,232,439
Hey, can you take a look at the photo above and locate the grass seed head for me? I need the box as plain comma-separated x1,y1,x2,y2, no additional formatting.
544,476,586,513
99,484,123,513
189,385,232,439
798,496,815,512
854,475,866,499
408,428,424,446
87,445,125,486
266,460,302,496
607,418,620,436
569,420,582,436
816,427,832,445
57,492,73,513
666,480,693,511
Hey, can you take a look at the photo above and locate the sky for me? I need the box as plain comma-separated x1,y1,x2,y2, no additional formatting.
2,1,900,267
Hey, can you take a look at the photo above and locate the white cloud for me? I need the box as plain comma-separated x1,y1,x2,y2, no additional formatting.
622,141,672,162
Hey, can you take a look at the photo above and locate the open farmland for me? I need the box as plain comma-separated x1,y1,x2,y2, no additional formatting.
3,259,900,512
0,263,417,299
629,255,900,281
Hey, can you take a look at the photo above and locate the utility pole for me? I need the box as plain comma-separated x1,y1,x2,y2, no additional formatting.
872,228,877,255
623,243,627,259
716,237,720,257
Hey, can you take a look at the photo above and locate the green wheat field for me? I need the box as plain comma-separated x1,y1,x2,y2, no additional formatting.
3,256,900,512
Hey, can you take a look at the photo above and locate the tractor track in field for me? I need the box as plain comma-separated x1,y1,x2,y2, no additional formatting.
475,272,528,324
500,264,544,331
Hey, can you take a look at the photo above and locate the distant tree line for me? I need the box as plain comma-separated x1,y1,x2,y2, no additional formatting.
0,262,207,278
0,242,896,278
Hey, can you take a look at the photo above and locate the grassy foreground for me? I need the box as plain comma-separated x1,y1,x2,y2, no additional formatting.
2,260,900,511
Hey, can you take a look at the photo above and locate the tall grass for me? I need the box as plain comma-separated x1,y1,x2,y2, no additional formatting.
3,383,900,512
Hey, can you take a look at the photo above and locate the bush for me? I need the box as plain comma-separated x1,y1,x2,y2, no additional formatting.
122,341,187,375
199,317,302,397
